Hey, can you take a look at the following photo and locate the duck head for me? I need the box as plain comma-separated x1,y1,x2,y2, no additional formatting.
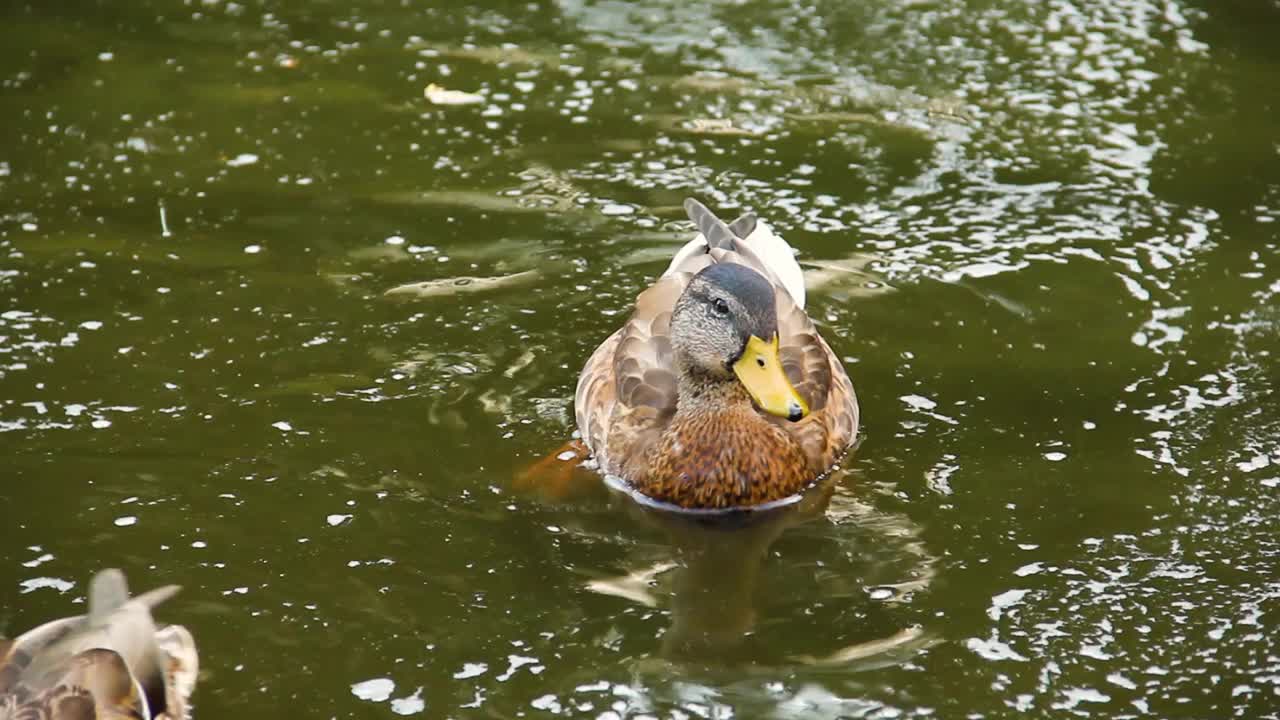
670,263,809,421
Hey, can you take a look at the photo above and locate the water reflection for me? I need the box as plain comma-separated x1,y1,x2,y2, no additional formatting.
5,0,1279,716
581,472,939,668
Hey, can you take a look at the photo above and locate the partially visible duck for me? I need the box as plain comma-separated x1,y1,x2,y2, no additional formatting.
0,569,198,720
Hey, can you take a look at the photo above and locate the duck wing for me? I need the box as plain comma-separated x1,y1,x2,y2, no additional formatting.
576,203,731,469
775,288,860,474
1,682,99,720
576,267,693,472
2,645,150,720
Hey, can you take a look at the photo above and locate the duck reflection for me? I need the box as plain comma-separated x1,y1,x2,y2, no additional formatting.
585,472,939,665
651,487,829,660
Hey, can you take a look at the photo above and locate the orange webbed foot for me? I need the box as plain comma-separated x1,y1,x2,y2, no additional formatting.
514,439,597,499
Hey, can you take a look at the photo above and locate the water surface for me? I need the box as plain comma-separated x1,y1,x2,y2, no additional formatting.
2,0,1278,717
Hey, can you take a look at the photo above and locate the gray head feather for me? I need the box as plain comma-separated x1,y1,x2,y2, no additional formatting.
669,263,780,378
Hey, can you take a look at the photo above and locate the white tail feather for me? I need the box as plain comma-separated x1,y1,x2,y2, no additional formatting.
740,219,805,308
664,219,806,309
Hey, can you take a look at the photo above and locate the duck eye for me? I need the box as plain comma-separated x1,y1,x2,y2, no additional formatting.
711,298,730,317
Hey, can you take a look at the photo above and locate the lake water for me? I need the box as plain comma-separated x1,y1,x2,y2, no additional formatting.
2,0,1278,717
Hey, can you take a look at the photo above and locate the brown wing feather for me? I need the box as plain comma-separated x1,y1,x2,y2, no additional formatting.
0,638,23,694
50,688,98,720
62,649,148,720
775,287,831,411
4,684,98,720
51,690,98,720
574,328,621,464
774,287,860,474
577,267,702,474
154,625,197,720
0,649,146,720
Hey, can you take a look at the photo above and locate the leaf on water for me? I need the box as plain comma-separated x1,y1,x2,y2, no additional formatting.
424,83,484,106
383,270,540,299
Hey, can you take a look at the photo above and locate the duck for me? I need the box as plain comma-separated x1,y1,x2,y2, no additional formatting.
574,198,859,509
0,569,198,720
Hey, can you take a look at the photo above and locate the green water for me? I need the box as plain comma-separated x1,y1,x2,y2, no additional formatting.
2,0,1278,717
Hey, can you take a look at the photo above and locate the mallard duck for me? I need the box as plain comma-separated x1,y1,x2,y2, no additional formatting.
0,569,198,720
575,199,859,509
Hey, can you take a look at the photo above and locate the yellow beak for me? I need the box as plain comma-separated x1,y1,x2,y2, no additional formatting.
732,334,809,421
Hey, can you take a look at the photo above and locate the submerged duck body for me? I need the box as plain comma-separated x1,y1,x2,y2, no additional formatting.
576,199,859,509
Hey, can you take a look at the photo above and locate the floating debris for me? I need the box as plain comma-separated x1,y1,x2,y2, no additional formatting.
424,83,484,106
802,253,896,299
667,73,755,94
346,243,412,263
259,372,373,398
411,42,563,69
368,190,551,214
225,153,259,167
791,626,939,666
383,269,540,299
650,115,763,137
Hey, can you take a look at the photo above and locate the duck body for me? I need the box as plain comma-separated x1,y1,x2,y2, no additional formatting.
576,199,859,509
0,569,198,720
